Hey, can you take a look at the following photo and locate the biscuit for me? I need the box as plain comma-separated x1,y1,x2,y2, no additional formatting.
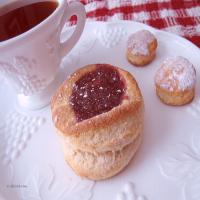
155,56,196,105
51,64,144,180
127,30,157,66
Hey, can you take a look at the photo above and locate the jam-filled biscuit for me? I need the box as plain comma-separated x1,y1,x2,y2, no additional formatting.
155,56,196,106
51,64,144,180
127,30,157,66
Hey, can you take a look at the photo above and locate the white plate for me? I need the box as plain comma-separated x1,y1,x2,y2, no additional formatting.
0,21,200,200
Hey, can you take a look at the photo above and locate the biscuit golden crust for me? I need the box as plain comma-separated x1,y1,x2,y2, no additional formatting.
51,64,144,180
156,86,195,106
127,30,157,66
51,64,143,132
127,48,156,66
51,64,144,152
155,56,196,106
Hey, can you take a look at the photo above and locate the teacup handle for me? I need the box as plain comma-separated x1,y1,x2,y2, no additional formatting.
60,2,86,58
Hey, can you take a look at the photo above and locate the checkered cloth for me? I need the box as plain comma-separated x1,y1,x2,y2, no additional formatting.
68,0,200,48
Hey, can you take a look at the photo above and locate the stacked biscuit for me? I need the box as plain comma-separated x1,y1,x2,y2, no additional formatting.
51,64,144,180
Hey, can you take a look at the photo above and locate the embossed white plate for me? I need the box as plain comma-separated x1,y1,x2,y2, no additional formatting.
0,21,200,200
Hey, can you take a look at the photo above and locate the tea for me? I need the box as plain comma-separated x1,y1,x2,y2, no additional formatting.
0,1,58,42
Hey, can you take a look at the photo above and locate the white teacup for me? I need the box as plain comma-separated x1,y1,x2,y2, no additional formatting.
0,0,86,109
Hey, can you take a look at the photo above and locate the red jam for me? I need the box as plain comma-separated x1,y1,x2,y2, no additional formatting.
70,64,126,122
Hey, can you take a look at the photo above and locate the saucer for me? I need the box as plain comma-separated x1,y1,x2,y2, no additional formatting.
0,21,200,200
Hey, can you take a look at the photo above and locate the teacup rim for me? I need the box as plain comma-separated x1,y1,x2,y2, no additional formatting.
0,0,64,48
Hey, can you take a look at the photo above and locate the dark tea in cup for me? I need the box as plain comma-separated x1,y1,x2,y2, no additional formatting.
0,1,58,42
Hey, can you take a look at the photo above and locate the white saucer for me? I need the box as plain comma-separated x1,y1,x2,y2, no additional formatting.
0,21,200,200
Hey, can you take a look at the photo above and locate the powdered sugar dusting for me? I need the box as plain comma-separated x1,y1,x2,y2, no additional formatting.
127,30,155,56
155,56,196,91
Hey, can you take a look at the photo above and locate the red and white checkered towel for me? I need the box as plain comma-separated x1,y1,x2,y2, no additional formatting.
68,0,200,48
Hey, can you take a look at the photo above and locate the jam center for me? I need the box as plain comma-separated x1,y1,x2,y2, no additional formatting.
70,64,125,122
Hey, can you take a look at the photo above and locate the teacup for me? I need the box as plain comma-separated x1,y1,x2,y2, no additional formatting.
0,0,86,109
